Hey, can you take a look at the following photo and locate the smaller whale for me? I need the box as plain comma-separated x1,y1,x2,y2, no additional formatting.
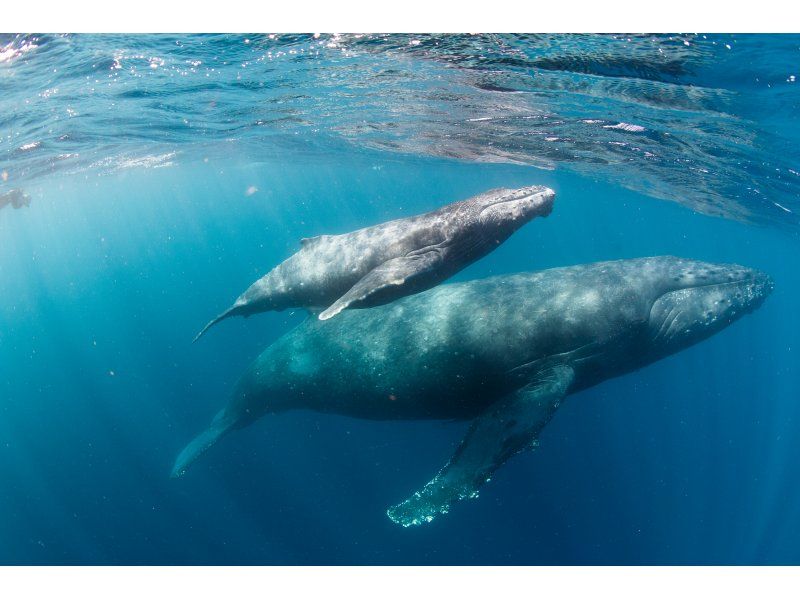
193,185,555,341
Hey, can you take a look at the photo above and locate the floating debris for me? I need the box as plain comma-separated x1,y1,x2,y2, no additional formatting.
0,189,31,211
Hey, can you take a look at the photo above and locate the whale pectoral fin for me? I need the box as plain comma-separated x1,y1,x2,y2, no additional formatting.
387,364,574,527
318,251,443,321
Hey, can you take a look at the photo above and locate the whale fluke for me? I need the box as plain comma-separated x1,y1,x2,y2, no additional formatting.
193,305,241,343
171,409,235,478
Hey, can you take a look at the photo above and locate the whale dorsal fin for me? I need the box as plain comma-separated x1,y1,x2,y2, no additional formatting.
386,364,575,527
300,235,325,247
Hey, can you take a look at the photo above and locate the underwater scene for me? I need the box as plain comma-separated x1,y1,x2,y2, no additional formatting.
1,33,799,565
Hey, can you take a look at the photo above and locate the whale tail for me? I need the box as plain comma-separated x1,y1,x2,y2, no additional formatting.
170,409,236,478
192,305,242,343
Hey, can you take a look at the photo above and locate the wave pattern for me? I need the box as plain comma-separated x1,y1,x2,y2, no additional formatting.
1,33,799,226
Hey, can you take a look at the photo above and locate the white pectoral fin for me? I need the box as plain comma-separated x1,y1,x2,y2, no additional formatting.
386,364,574,527
318,251,442,321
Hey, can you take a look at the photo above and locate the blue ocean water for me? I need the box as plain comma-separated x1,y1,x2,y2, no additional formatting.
0,33,799,565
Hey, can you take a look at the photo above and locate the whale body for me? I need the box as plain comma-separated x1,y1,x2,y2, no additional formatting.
193,185,555,341
174,256,772,526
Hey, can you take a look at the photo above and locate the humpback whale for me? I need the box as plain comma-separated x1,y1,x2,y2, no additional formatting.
173,256,772,526
193,185,555,341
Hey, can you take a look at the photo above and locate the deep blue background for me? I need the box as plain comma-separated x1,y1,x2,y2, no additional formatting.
0,153,798,564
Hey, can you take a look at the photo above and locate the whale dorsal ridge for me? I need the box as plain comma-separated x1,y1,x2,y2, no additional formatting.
300,235,325,247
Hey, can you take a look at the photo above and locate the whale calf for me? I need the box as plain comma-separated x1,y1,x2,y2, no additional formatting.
173,256,772,526
193,185,555,341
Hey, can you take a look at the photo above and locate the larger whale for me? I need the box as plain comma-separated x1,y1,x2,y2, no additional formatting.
173,256,772,526
193,185,555,341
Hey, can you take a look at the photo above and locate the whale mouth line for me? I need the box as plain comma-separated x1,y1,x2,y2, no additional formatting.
478,186,555,220
662,271,773,298
654,277,769,309
675,278,757,292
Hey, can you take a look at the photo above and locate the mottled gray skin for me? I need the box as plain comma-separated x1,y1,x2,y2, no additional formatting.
173,256,772,525
193,185,555,341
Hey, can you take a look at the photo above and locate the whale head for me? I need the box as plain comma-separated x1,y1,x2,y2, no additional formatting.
477,185,555,228
643,257,773,358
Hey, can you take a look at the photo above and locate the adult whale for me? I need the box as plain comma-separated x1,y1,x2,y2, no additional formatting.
173,256,772,526
193,185,555,341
